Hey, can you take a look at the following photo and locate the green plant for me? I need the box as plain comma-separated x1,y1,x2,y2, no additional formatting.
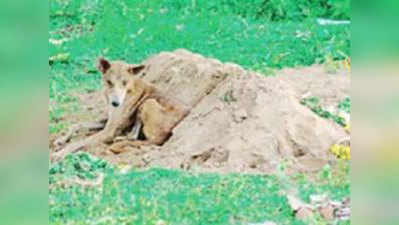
49,153,350,225
49,152,113,185
300,96,349,126
338,97,351,114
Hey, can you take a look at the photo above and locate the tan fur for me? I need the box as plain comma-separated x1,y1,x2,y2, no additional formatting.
52,58,189,161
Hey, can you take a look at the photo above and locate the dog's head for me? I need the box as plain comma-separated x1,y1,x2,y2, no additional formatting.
97,58,146,108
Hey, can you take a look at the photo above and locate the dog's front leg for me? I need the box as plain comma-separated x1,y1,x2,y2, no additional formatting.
128,119,142,140
53,121,107,150
102,89,149,141
52,89,150,162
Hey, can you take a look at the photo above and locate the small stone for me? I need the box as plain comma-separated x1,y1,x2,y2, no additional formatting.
310,194,328,206
296,207,314,220
336,206,350,220
287,195,311,211
233,108,248,122
330,200,342,208
319,204,335,220
287,194,315,220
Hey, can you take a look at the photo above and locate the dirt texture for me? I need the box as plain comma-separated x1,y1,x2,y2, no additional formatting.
50,49,349,174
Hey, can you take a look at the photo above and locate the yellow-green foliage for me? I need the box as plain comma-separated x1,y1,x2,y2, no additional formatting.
330,144,350,160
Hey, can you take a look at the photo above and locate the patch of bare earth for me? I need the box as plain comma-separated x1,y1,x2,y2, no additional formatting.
50,49,350,174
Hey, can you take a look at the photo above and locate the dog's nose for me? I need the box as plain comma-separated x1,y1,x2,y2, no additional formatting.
111,101,120,107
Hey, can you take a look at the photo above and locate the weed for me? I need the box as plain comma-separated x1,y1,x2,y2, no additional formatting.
222,89,237,103
338,97,351,114
300,96,350,127
49,152,349,225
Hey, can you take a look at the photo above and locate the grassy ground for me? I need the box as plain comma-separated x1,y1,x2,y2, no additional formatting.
49,1,350,224
50,153,349,225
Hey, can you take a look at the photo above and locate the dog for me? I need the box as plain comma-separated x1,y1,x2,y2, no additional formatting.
52,57,189,160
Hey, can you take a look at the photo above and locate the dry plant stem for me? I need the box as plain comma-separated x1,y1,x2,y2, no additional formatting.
49,174,104,189
53,121,107,149
52,92,150,162
109,140,151,154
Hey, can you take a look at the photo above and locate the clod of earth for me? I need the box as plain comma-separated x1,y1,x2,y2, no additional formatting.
51,49,349,174
288,194,350,221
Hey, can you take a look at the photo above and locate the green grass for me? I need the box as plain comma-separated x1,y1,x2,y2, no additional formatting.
50,153,349,225
49,1,351,224
300,96,351,126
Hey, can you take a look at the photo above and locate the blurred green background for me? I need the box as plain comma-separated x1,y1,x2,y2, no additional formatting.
0,0,47,225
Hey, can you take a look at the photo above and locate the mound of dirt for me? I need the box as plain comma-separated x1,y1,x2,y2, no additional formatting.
51,49,349,174
277,64,350,109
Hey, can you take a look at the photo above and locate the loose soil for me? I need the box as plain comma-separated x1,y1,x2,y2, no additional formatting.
50,49,349,174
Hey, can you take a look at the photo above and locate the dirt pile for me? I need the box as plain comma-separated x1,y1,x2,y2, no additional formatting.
51,49,349,174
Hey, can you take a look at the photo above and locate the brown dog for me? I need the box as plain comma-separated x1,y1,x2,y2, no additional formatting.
52,58,189,161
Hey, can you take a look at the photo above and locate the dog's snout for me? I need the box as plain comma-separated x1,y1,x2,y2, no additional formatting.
111,101,120,107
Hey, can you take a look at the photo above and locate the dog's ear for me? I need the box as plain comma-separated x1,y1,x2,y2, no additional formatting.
97,58,111,74
127,64,145,75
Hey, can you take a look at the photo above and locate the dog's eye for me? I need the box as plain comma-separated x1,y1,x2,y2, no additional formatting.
127,89,132,94
106,80,113,87
122,80,127,86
